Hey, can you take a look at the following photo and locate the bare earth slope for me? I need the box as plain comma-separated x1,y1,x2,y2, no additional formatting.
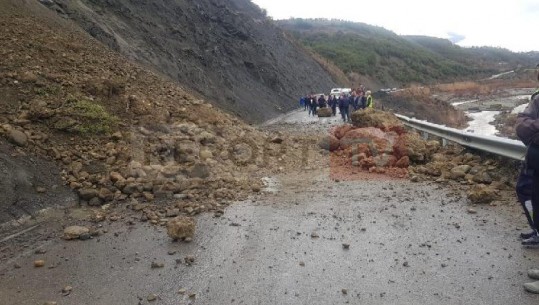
0,0,324,229
41,0,337,123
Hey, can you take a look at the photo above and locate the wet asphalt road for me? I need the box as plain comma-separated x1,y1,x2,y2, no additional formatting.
1,171,539,305
1,109,539,304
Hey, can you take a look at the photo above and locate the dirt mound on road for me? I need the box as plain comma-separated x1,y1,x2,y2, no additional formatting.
0,3,324,227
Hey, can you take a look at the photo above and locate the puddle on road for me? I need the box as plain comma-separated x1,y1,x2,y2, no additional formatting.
261,176,280,193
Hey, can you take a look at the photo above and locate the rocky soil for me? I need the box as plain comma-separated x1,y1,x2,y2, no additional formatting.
0,1,326,232
39,0,337,123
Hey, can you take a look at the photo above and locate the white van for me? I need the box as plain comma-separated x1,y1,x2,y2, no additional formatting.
330,88,352,96
330,88,342,96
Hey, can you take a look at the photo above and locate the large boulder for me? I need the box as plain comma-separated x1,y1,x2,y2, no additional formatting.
317,107,332,117
167,216,196,241
340,127,397,154
393,132,429,162
332,125,353,139
63,226,90,240
7,129,28,147
467,184,498,204
318,134,340,151
350,108,403,130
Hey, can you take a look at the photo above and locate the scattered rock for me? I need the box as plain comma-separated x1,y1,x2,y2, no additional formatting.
147,293,158,302
467,208,477,214
167,216,196,241
467,185,498,204
184,255,196,265
310,232,319,238
342,243,350,250
271,136,284,144
151,262,164,268
34,260,45,267
7,129,28,147
63,226,90,240
341,288,348,295
318,134,340,151
61,285,73,296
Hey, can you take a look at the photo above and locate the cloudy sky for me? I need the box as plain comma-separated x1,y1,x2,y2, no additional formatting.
251,0,539,52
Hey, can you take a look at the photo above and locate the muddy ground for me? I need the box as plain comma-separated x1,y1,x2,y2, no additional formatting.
1,109,538,305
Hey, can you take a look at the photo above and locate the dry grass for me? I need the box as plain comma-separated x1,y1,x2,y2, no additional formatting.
433,79,536,97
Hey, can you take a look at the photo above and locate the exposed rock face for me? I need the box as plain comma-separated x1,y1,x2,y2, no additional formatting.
45,0,337,123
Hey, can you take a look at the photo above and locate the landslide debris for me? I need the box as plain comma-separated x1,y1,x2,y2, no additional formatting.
0,3,323,227
324,108,517,204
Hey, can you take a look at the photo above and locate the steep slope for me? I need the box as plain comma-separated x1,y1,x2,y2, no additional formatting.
38,0,337,123
0,0,324,226
277,19,539,88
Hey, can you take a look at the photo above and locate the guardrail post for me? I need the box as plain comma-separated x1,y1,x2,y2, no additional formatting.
442,138,448,147
422,131,429,140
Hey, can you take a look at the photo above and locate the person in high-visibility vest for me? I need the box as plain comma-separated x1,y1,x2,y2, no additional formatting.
366,91,373,108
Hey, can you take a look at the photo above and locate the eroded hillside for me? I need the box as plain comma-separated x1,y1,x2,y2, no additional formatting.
39,0,338,123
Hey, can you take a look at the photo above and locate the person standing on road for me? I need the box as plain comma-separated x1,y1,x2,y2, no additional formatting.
310,94,318,116
300,96,306,110
339,93,350,122
332,95,338,116
349,91,358,114
366,90,374,108
318,94,327,108
515,65,539,293
359,91,367,109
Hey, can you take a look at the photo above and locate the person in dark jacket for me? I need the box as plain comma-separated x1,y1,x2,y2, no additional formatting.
516,84,539,293
329,95,337,116
351,91,360,111
318,94,327,108
359,91,367,109
309,95,317,116
515,85,539,247
338,93,350,122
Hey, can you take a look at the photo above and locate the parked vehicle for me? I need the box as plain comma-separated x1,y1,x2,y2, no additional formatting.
330,88,351,96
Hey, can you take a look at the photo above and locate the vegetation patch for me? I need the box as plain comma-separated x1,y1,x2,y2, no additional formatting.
54,98,119,135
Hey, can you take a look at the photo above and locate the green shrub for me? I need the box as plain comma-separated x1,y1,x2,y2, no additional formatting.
61,98,119,135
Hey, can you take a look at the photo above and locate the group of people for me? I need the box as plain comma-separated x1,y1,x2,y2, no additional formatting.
299,88,373,122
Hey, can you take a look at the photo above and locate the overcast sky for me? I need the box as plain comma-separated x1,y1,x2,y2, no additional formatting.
251,0,539,52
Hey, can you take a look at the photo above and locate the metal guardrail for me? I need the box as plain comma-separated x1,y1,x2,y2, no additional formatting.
395,114,527,161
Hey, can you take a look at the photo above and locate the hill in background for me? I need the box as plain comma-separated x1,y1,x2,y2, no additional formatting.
277,18,539,89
